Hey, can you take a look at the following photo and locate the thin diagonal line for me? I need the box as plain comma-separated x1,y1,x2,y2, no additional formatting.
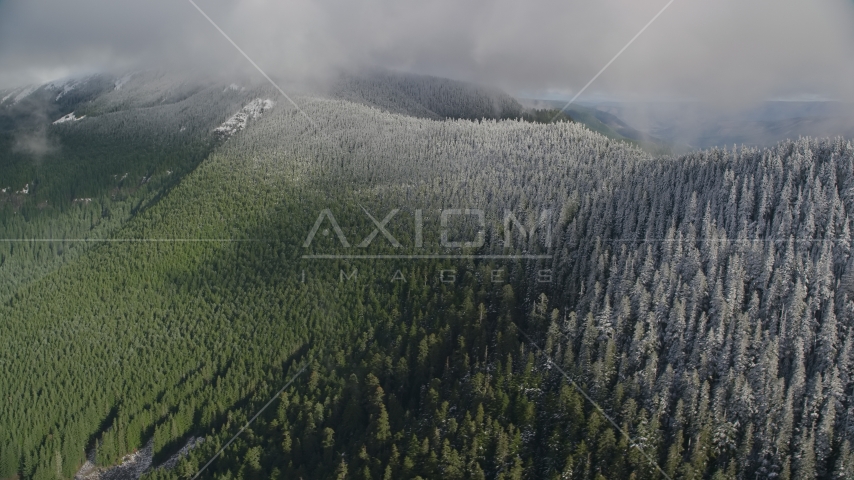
301,254,553,259
600,238,850,243
552,0,677,122
191,360,311,480
1,238,843,244
515,326,673,480
0,239,260,243
186,0,318,129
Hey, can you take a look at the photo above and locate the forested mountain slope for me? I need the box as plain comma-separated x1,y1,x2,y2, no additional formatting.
522,99,671,153
0,73,266,298
172,101,854,479
1,72,854,480
329,70,526,121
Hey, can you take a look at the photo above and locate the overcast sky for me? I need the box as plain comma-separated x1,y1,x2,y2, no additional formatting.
2,0,853,104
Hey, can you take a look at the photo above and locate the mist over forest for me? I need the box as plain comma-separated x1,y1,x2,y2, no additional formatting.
2,1,854,480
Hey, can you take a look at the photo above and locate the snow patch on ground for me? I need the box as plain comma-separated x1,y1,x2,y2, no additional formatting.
158,437,206,471
74,461,99,479
1,84,39,105
47,77,88,101
214,98,274,137
56,87,73,101
16,184,29,195
12,85,38,104
1,90,16,104
114,73,134,91
75,441,153,480
47,79,73,90
53,112,86,124
73,436,204,480
224,83,245,93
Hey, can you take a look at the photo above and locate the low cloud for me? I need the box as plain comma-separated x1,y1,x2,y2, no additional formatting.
12,127,60,159
1,0,853,104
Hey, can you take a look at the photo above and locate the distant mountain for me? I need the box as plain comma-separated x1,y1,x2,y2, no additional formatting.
518,99,854,151
329,70,526,120
590,100,854,149
520,98,671,153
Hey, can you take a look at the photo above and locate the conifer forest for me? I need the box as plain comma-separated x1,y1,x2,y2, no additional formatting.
2,71,854,480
